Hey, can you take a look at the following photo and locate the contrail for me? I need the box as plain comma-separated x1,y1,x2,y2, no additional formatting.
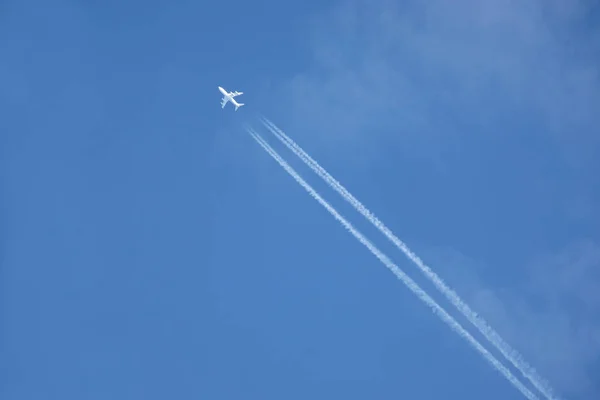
247,127,539,400
259,116,558,400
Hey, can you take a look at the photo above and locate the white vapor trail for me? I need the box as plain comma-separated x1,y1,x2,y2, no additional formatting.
259,116,558,400
247,127,539,400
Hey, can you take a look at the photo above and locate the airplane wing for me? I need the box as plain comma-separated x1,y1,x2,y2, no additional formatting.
231,91,243,97
221,97,228,108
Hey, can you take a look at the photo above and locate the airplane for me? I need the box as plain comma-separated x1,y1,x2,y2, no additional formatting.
218,86,245,111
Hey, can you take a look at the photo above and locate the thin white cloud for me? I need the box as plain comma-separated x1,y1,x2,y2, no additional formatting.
265,0,600,397
275,0,599,167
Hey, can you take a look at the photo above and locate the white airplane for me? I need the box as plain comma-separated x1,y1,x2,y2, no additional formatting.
218,86,245,111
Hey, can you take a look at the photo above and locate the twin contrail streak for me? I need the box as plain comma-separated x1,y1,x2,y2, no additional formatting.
258,116,558,400
247,127,539,400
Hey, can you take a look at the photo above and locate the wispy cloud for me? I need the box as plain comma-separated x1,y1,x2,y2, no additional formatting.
266,0,600,398
275,0,599,167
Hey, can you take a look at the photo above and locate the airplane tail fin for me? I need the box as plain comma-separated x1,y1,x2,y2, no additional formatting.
235,103,245,111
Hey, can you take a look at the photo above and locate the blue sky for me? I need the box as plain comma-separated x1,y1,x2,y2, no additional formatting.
2,0,599,399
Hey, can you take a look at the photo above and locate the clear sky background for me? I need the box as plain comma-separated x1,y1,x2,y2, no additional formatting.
2,0,599,399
